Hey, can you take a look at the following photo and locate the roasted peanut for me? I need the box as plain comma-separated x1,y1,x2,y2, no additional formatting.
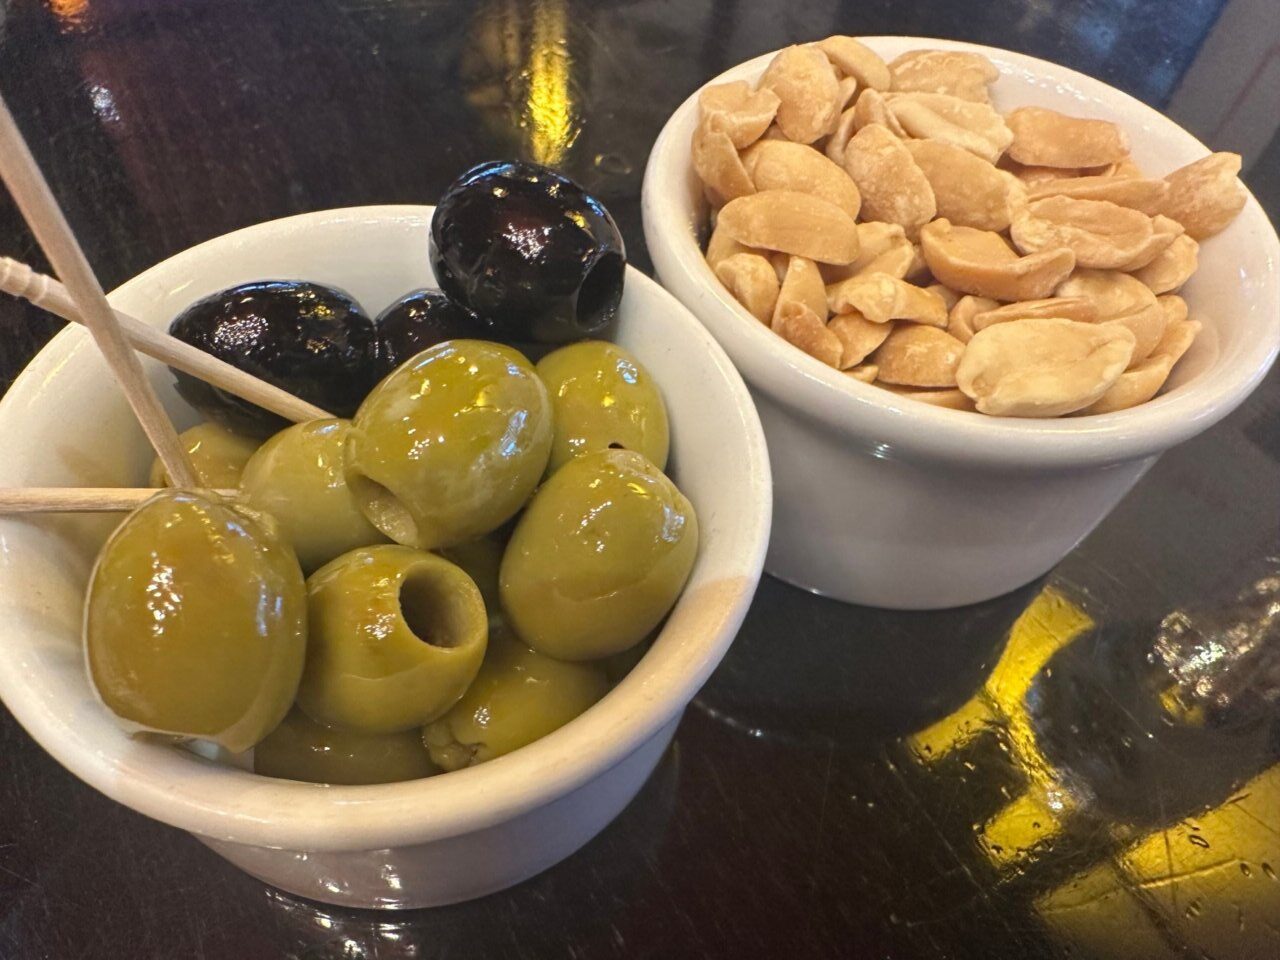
714,253,780,322
773,256,830,326
829,311,893,368
692,121,755,206
889,49,999,102
1057,269,1166,363
1025,174,1170,215
1004,160,1088,186
1132,233,1198,294
1005,107,1130,168
816,36,892,91
1116,214,1184,271
1157,294,1189,327
705,219,753,269
742,140,862,217
1160,152,1247,240
920,219,1076,301
926,283,961,311
885,92,1013,165
1010,196,1154,270
773,301,843,367
1153,316,1201,365
948,295,999,343
820,222,914,284
879,384,978,411
698,81,782,149
906,139,1017,231
851,88,907,137
1077,354,1174,415
843,123,936,234
872,324,966,387
827,273,948,327
956,318,1135,416
825,105,860,167
716,190,861,264
846,363,879,383
759,45,842,144
972,296,1099,331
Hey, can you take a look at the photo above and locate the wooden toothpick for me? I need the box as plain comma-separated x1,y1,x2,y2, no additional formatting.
0,93,197,487
0,258,333,424
0,488,238,514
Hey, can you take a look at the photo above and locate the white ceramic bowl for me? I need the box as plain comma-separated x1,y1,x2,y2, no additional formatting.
0,206,771,908
643,37,1280,610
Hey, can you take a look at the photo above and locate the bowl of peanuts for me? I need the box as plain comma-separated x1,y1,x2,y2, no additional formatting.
642,35,1280,609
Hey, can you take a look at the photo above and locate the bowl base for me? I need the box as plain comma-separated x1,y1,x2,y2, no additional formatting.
197,716,679,909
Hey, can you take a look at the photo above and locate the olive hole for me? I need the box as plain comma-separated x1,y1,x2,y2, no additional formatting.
399,569,464,648
576,252,625,330
608,442,626,450
347,471,420,547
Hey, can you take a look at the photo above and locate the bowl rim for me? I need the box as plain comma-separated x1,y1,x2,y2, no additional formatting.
642,36,1280,470
0,205,773,851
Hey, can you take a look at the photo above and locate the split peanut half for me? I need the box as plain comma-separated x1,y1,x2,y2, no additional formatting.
843,123,937,235
716,190,861,264
829,311,893,368
956,318,1136,416
888,49,999,103
1160,152,1247,240
920,219,1076,301
759,45,842,144
872,324,966,387
698,81,782,149
1005,107,1130,168
827,273,948,326
742,139,862,217
1010,196,1155,270
884,92,1013,165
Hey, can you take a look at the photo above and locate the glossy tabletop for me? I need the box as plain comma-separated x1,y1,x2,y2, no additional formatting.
2,1,1279,957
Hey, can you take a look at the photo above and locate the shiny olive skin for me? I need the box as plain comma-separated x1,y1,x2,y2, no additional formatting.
239,418,388,572
429,161,626,345
86,490,307,753
299,545,487,734
169,281,378,433
254,707,437,785
500,449,698,661
536,340,670,473
422,631,608,771
148,421,260,489
372,288,489,380
345,339,552,550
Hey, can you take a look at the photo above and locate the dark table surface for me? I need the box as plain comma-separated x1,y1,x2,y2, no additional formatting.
2,1,1279,957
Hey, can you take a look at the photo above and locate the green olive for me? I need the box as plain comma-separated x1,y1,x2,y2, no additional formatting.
499,449,698,661
345,340,552,550
536,341,669,473
254,707,437,784
85,490,306,753
239,418,388,572
422,631,608,771
440,535,505,614
148,421,260,488
299,545,487,734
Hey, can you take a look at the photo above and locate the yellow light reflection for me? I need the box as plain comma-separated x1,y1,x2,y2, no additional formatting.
526,0,578,165
909,587,1093,765
908,587,1094,870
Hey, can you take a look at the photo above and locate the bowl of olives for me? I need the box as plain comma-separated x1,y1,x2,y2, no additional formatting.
0,193,770,907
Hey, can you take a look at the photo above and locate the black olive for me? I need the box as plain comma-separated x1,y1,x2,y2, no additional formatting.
371,288,489,380
429,160,626,345
168,280,377,434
